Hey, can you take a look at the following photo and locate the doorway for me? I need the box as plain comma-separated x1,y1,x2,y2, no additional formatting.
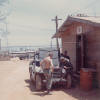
76,34,82,72
76,34,87,72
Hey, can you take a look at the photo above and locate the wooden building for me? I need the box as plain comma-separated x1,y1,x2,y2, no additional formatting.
52,16,100,87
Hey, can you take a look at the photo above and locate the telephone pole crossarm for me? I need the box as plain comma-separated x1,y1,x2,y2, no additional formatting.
52,16,62,50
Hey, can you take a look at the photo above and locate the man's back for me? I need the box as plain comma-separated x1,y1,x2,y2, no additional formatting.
41,56,53,69
40,52,53,93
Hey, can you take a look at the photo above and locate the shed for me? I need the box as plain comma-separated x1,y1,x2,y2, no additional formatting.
52,16,100,88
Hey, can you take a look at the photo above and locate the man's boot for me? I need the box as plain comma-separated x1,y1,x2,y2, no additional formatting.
47,89,50,94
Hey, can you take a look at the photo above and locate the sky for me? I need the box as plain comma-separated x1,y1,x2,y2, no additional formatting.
0,0,100,47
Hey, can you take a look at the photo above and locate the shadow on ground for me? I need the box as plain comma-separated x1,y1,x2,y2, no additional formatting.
25,79,52,96
25,79,35,92
62,87,100,100
25,79,100,99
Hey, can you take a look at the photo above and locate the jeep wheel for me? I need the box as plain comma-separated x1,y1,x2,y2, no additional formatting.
66,74,72,89
35,74,42,91
30,74,34,82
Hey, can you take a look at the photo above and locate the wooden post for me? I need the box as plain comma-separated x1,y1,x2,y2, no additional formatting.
52,16,62,65
52,16,62,50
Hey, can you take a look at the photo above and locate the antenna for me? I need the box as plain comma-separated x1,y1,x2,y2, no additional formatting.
0,0,10,52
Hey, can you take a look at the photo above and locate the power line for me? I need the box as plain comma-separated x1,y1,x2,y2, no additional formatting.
71,0,99,16
84,0,98,10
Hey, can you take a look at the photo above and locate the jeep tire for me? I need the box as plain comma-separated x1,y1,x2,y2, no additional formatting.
35,74,42,91
66,74,72,89
30,74,34,83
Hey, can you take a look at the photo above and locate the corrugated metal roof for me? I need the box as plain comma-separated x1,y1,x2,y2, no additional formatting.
72,16,100,24
52,16,100,38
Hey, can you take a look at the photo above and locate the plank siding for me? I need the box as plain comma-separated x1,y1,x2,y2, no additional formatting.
60,21,100,87
61,24,76,71
86,30,100,88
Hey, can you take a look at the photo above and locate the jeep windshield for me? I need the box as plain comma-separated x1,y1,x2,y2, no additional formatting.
36,48,59,67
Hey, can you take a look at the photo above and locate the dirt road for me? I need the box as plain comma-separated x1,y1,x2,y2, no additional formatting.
0,60,99,100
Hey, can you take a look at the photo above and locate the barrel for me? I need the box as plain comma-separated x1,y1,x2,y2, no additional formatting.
80,68,92,91
97,63,100,88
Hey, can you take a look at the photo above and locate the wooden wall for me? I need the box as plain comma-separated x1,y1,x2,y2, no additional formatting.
86,27,100,88
61,24,76,71
60,21,100,87
60,19,100,88
61,22,94,71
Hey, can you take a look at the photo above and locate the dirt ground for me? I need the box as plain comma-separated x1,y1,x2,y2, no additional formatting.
0,59,100,100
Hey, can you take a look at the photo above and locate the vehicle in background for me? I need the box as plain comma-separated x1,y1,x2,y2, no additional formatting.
10,51,35,60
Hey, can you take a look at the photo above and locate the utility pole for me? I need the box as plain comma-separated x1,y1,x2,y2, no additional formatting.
5,22,9,52
0,39,1,50
52,16,62,50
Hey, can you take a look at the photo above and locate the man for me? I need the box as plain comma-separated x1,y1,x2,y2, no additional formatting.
40,52,54,93
60,51,70,68
63,50,70,61
60,50,73,70
60,51,74,87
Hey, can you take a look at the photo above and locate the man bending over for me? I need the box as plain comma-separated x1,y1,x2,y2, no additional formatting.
40,52,54,93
